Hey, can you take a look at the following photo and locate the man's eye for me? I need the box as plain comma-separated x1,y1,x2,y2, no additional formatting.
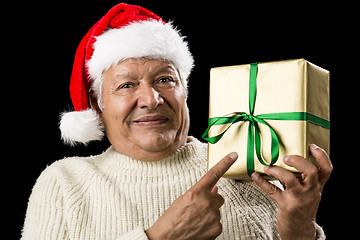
118,83,134,89
158,77,173,83
155,77,177,89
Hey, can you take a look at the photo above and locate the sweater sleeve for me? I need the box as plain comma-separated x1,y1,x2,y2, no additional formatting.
117,226,149,240
21,168,68,240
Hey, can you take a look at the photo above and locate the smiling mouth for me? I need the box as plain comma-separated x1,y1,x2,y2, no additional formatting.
132,115,169,126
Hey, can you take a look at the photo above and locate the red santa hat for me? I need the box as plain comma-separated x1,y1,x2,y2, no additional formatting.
59,3,194,145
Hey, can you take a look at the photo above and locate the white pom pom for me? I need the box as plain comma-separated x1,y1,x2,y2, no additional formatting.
59,109,104,145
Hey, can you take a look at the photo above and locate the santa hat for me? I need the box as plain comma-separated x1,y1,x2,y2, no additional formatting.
59,3,194,145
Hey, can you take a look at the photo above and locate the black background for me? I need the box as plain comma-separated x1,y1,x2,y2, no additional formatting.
8,1,356,238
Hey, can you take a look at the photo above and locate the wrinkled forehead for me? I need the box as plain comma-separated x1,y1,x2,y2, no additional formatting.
103,58,181,84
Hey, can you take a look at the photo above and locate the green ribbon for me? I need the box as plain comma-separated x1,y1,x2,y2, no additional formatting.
202,62,330,176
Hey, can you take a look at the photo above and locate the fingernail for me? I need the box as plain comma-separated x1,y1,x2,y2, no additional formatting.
251,172,260,181
283,156,290,164
229,152,238,161
263,166,270,172
310,144,319,151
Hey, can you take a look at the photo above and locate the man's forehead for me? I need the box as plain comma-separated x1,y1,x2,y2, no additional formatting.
108,58,179,80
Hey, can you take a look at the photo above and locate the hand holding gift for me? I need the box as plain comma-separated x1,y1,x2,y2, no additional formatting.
252,144,332,240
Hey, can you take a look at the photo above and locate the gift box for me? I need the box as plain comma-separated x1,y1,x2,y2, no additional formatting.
203,59,330,181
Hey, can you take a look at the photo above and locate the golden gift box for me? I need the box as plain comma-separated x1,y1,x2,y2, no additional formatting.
203,59,330,181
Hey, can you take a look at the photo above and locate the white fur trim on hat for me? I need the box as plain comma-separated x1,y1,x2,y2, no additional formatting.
87,20,194,85
59,109,104,146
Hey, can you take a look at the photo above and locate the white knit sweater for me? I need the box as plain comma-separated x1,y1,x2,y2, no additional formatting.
22,137,325,239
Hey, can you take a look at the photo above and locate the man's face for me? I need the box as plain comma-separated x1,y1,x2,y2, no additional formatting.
100,58,190,161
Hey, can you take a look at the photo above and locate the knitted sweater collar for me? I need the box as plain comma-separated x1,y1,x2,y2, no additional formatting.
96,136,208,177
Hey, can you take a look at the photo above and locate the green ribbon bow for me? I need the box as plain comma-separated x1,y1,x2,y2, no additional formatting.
202,62,330,176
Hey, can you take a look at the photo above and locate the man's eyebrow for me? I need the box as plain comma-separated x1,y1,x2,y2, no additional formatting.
113,72,138,81
112,64,178,82
150,65,178,77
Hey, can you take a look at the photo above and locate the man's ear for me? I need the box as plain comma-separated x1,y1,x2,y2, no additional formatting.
89,91,102,113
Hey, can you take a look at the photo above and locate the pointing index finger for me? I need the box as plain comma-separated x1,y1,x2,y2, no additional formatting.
196,152,238,191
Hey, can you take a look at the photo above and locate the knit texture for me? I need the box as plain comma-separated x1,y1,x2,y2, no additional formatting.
22,137,325,239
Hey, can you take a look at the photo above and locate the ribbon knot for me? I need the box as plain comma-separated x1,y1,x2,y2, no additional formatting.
244,114,254,123
202,62,330,176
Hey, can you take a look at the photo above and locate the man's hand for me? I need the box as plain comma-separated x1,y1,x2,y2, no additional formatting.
251,144,333,240
145,152,238,240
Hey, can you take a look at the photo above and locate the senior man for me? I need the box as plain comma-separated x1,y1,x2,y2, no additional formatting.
22,3,332,240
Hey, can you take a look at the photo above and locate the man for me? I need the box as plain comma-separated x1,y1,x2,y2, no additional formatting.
22,3,332,239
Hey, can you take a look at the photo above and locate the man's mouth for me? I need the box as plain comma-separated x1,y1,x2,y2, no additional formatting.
132,114,169,126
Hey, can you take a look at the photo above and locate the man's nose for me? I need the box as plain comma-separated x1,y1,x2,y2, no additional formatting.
137,84,164,109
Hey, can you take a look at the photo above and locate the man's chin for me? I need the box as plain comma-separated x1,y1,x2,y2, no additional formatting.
134,131,178,152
